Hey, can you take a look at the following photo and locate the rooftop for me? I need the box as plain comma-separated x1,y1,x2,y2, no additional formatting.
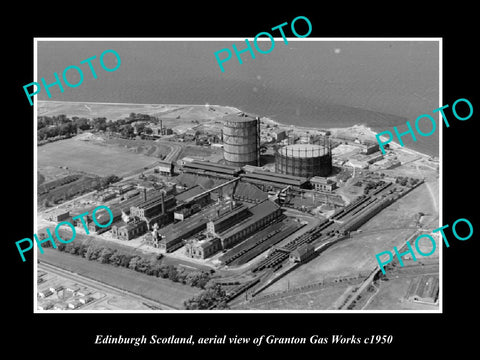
160,201,237,245
278,144,329,158
310,176,334,184
184,160,242,175
175,185,206,203
234,182,268,202
241,171,308,186
219,200,280,239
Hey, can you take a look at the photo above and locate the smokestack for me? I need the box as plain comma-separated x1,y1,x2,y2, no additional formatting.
161,191,165,213
142,188,147,202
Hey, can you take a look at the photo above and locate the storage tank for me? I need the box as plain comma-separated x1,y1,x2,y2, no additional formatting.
222,113,260,167
275,143,332,178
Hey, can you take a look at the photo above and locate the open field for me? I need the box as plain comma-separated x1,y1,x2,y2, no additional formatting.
362,275,439,310
38,137,157,177
101,137,171,158
239,284,353,310
38,248,201,309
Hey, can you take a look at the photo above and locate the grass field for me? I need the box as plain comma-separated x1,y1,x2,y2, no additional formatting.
38,248,201,309
38,137,158,177
243,285,352,310
363,275,438,310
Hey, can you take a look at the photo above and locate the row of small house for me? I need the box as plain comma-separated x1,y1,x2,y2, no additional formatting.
37,285,94,310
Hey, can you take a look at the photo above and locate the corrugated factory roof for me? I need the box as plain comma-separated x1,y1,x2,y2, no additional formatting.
219,200,280,239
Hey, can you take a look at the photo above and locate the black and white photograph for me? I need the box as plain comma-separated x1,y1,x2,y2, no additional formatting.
6,5,478,355
33,39,441,312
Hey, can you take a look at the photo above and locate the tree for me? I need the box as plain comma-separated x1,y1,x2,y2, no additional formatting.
109,251,122,266
98,248,115,264
158,265,170,278
78,243,89,257
144,127,153,135
92,117,107,131
107,121,120,133
85,245,103,261
74,118,91,131
121,124,134,138
166,265,179,282
100,174,121,188
128,256,142,271
183,284,229,310
135,122,146,135
135,257,151,273
65,242,81,255
119,254,133,268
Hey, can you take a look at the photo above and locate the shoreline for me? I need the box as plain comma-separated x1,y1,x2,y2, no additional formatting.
37,100,436,160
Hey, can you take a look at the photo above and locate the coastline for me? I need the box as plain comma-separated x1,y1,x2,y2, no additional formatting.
37,100,435,160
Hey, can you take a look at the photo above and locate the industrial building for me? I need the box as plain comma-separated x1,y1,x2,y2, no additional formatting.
289,243,315,263
87,207,123,234
157,160,174,176
47,210,70,222
360,141,380,155
222,112,260,167
108,188,177,241
275,143,332,178
240,169,309,191
155,200,240,252
174,185,211,221
233,181,269,204
111,219,148,241
182,160,242,178
207,200,282,249
184,237,222,259
271,128,286,142
129,188,176,228
310,177,337,192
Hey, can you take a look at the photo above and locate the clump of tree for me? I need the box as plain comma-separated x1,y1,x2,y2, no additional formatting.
47,233,213,289
183,283,230,310
99,174,121,188
395,176,420,187
37,115,94,143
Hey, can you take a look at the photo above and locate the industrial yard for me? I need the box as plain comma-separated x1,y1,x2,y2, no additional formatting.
36,100,439,311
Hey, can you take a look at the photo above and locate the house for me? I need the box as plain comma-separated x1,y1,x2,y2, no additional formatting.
53,303,69,310
49,285,63,294
271,129,286,142
185,237,222,259
158,161,174,176
47,210,70,222
38,289,53,298
111,219,148,241
310,177,337,192
289,244,315,263
68,300,83,309
79,296,94,305
38,302,54,310
360,141,380,155
66,286,80,293
77,290,90,297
